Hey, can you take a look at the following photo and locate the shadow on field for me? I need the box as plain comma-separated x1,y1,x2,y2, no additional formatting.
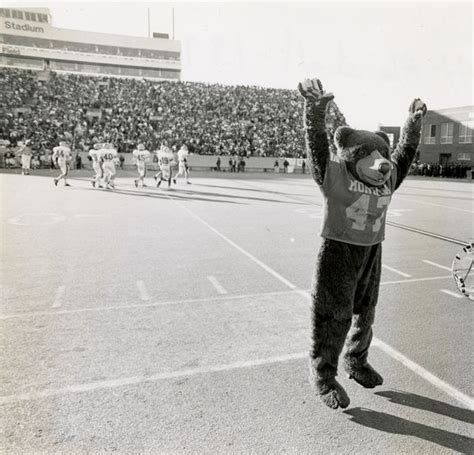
344,408,473,453
75,187,245,205
194,182,313,198
375,390,474,424
174,187,310,205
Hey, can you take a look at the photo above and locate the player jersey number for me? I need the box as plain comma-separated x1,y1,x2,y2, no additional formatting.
103,153,114,161
162,157,169,164
346,195,390,233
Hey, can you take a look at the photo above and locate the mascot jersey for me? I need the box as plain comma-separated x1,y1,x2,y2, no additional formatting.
320,154,398,246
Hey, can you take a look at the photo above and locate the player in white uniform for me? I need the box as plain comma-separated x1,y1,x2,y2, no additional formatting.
132,144,151,188
173,145,191,185
18,140,33,175
154,145,176,188
89,143,103,188
53,142,72,186
99,143,119,189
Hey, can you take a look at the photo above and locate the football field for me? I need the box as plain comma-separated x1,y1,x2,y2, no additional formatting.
1,169,473,454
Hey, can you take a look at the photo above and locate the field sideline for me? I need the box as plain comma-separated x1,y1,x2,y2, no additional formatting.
1,170,473,453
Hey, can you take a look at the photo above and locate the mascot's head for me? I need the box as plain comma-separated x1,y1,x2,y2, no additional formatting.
334,127,392,187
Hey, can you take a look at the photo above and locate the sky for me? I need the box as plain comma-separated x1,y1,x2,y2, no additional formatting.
5,1,473,129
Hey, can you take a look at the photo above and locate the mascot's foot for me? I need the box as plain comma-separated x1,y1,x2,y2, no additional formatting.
309,367,350,409
344,362,383,389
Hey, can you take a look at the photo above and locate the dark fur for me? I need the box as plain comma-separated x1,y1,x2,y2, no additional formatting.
302,93,424,409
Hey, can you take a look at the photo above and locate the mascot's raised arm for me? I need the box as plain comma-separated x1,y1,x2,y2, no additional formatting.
298,77,426,410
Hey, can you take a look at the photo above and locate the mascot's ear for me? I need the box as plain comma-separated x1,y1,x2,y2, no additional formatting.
375,131,391,147
334,126,354,149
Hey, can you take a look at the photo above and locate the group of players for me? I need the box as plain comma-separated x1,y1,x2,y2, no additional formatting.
49,141,191,189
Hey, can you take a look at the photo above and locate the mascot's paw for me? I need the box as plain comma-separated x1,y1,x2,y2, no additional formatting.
318,381,351,409
309,368,350,409
345,362,383,389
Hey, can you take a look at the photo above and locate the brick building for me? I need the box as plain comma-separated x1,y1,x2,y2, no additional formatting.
418,106,473,165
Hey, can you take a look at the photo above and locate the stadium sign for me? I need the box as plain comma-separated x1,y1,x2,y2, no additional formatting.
4,20,44,33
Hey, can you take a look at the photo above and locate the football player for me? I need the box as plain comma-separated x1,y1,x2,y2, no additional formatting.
89,143,103,188
154,145,175,188
173,145,191,185
99,143,119,189
18,140,33,175
132,143,151,187
53,141,72,186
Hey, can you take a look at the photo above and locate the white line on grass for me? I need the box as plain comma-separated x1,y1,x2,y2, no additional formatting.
0,276,452,321
382,264,412,278
207,276,227,294
380,275,451,286
0,289,301,320
173,201,474,409
136,280,150,301
175,202,297,290
440,289,463,299
372,338,474,410
423,259,452,272
52,286,65,308
0,352,308,404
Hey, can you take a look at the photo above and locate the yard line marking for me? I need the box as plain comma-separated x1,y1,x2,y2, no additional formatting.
0,352,308,404
380,275,451,286
136,280,150,301
207,276,227,294
372,338,474,410
0,276,454,321
174,201,297,290
172,201,473,409
423,259,452,272
0,289,302,320
382,264,412,278
440,289,463,299
52,286,65,308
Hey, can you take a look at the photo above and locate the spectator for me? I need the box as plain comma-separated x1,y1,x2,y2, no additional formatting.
274,159,280,173
283,159,289,173
216,156,221,171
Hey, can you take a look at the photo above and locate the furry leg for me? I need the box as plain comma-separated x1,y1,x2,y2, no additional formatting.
343,244,383,388
309,315,352,409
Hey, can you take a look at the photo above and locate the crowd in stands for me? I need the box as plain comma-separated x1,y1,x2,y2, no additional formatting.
410,161,470,179
0,68,305,158
0,68,471,178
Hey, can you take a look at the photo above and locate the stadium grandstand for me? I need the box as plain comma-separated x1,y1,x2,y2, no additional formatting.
0,7,180,80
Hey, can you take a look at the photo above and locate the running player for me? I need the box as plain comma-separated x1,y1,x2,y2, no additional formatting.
89,143,103,188
18,140,33,175
173,144,191,185
132,143,151,187
154,145,175,188
99,143,119,189
53,141,72,186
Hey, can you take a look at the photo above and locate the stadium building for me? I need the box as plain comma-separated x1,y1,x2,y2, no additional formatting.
418,106,473,165
0,7,181,80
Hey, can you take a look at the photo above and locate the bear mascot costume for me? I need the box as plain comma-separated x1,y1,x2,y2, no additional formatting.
298,78,426,409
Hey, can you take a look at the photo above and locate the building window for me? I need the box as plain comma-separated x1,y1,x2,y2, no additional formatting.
38,14,48,23
0,8,11,18
457,152,471,161
12,10,24,19
440,122,453,144
459,120,473,144
424,124,436,144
